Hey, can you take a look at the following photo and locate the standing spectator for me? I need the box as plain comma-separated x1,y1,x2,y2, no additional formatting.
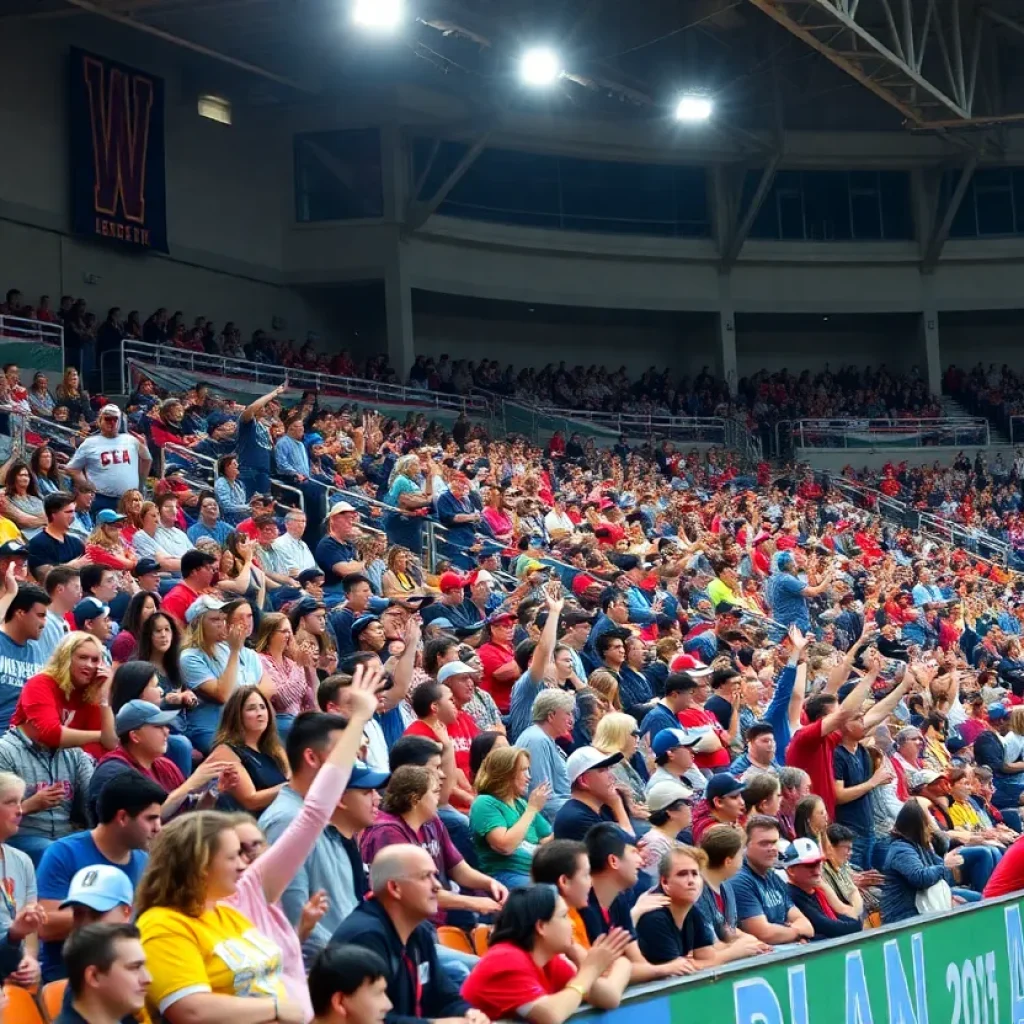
237,384,287,498
65,404,151,514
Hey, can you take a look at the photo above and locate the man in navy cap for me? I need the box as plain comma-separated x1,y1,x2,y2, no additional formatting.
692,773,746,844
329,574,391,657
72,599,113,660
131,558,161,595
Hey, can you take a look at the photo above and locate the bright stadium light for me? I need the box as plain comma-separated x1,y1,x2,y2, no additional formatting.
352,0,403,31
520,47,563,87
675,94,713,122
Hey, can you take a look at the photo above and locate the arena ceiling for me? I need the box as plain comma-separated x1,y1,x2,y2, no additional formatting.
9,0,1024,136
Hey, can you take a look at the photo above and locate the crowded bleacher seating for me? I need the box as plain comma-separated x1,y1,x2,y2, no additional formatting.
1,291,1024,1024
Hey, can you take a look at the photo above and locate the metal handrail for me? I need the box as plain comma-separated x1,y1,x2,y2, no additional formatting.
794,416,990,449
121,339,486,412
0,314,64,357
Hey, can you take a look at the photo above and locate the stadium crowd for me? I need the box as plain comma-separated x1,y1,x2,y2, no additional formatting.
1,292,1024,1023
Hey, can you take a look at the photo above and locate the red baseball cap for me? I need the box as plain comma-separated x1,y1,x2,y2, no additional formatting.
438,571,468,592
670,652,709,673
571,573,600,596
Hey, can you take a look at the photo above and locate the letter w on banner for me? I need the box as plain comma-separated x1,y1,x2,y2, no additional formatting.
69,48,169,253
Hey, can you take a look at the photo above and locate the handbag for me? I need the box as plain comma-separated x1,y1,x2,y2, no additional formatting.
915,877,953,914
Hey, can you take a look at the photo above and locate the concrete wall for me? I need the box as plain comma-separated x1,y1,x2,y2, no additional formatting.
412,310,718,378
797,445,1012,472
736,327,924,377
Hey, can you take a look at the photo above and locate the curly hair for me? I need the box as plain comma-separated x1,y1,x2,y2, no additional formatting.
135,811,236,917
382,764,437,816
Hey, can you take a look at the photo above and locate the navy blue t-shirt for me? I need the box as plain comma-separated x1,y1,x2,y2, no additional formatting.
27,530,84,573
578,887,638,943
237,416,272,474
553,799,625,841
315,536,358,588
640,703,680,741
636,893,715,963
730,861,793,926
833,742,874,837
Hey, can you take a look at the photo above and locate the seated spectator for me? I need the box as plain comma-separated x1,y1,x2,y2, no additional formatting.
743,773,783,820
731,815,814,944
553,746,633,841
38,771,165,982
214,455,249,525
254,611,316,740
109,590,159,664
272,508,317,576
58,923,150,1024
71,597,114,658
593,712,648,812
361,764,507,924
639,670,708,741
27,491,88,579
692,773,746,844
730,722,781,780
461,885,631,1023
637,843,763,967
470,745,553,889
137,811,296,1020
0,582,49,733
820,823,870,919
695,824,745,943
530,838,596,958
260,713,389,966
219,665,381,1017
160,550,218,627
780,837,863,940
87,695,215,824
179,595,263,754
646,727,706,799
83,510,138,573
515,689,575,822
0,770,42,989
637,780,694,872
308,944,393,1024
0,702,93,866
404,680,474,810
881,799,968,923
37,566,81,663
1,458,45,537
11,632,116,759
207,685,289,813
60,863,135,930
436,661,483,777
580,823,691,982
329,844,479,1024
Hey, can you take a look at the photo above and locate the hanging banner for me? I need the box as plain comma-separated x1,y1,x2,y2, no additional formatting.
69,48,168,253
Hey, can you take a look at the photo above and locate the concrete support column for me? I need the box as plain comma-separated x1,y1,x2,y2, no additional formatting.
384,246,414,380
717,270,738,394
918,274,942,396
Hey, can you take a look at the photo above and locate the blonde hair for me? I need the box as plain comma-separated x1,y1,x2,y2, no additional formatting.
43,632,106,699
136,811,237,918
183,609,222,656
87,522,122,551
475,746,529,802
587,669,621,710
0,772,25,801
593,712,638,756
1009,706,1024,737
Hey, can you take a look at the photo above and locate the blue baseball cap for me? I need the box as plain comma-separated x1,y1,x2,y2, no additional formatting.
652,728,703,758
346,761,390,790
115,699,179,733
96,509,127,525
60,865,134,911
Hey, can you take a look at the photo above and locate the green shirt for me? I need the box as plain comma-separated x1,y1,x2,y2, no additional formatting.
469,794,552,876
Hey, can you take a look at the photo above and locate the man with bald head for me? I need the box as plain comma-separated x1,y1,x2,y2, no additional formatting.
330,844,489,1024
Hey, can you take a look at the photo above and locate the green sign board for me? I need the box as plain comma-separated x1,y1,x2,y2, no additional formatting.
586,897,1024,1024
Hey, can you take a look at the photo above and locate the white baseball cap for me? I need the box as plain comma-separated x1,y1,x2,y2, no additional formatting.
566,745,623,787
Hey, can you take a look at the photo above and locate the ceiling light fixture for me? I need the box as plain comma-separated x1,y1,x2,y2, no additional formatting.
675,94,713,122
520,47,563,87
353,0,403,31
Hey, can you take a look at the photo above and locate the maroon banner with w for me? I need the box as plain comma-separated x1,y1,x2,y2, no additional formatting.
69,49,168,253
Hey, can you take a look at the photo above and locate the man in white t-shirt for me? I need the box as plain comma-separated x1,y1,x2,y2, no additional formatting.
65,404,151,513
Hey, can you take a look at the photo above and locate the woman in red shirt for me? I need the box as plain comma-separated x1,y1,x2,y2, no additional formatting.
476,614,519,713
11,632,117,759
462,885,631,1023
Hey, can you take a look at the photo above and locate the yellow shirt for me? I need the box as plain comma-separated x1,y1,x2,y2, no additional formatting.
949,800,982,831
0,517,20,544
138,904,285,1017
